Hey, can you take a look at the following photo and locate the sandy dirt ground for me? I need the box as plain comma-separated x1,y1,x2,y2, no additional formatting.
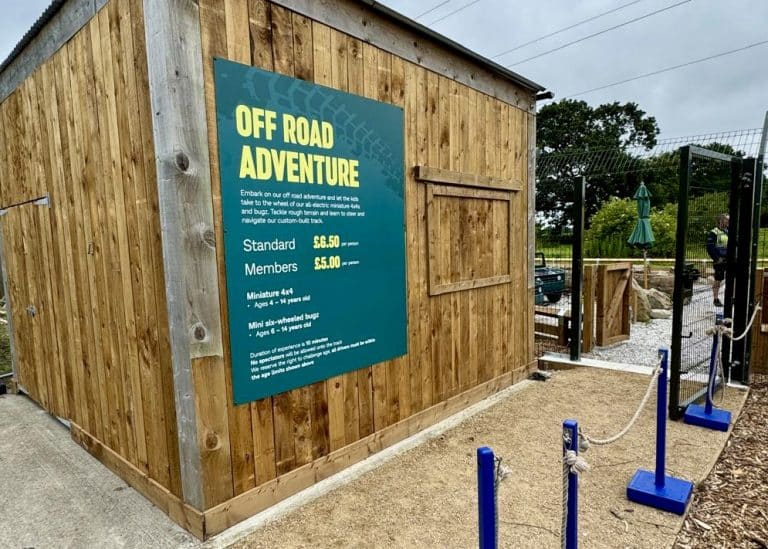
231,368,746,549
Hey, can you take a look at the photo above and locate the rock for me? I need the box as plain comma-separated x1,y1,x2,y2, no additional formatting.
632,278,652,322
650,309,672,319
647,288,672,310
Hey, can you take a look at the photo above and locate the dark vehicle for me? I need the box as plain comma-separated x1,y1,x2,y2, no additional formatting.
535,277,545,305
535,252,566,304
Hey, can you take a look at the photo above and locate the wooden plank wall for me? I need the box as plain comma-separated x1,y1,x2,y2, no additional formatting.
751,269,768,374
0,0,182,498
195,0,536,510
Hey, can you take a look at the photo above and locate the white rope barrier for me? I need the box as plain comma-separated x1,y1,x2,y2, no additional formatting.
704,305,762,403
579,364,661,447
723,305,762,342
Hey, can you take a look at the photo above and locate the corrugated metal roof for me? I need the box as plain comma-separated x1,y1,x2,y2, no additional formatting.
1,0,546,93
0,0,67,74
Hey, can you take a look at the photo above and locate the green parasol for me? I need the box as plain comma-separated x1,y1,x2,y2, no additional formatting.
628,182,655,288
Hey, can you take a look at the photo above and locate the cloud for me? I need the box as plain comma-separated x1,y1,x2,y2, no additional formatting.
383,0,768,137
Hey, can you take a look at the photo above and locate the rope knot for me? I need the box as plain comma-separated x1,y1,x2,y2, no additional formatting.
564,450,590,475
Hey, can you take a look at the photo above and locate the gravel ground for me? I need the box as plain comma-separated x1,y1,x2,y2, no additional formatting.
584,316,673,367
583,281,720,368
674,375,768,549
231,368,746,549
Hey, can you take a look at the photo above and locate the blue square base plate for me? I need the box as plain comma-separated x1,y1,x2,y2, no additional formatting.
683,404,731,432
627,469,693,515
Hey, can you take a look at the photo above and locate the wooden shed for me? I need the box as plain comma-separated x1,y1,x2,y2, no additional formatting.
0,0,544,539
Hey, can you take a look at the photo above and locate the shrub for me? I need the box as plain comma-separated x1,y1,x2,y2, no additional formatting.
584,197,678,258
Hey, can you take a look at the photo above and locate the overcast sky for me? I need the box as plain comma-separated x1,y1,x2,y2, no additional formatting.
2,0,766,139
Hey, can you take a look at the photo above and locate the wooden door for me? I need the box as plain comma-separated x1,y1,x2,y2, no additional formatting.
1,204,69,418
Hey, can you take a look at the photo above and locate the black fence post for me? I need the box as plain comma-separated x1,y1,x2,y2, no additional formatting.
723,158,743,379
570,177,585,362
732,159,756,383
670,147,690,420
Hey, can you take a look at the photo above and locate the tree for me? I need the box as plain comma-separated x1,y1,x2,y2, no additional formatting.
640,142,745,207
536,99,660,235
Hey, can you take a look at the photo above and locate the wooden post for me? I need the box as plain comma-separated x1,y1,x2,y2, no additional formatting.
143,0,224,510
527,112,536,368
582,265,595,352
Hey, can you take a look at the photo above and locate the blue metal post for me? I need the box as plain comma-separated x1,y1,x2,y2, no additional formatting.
627,347,694,514
563,419,579,549
655,349,668,488
477,447,497,549
705,314,724,415
683,314,731,431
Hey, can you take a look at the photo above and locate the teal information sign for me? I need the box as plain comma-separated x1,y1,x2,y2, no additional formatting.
214,58,406,405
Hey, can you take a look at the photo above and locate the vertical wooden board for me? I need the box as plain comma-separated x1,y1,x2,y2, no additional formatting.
596,265,607,345
446,80,460,398
436,76,452,402
12,84,30,204
2,211,30,393
92,10,134,463
582,265,595,352
0,216,23,382
4,210,31,398
74,24,110,444
329,27,361,446
349,37,375,436
20,208,49,407
423,69,439,407
310,20,346,453
390,55,410,421
197,0,248,499
525,112,536,368
284,13,328,463
251,398,276,483
504,105,516,374
293,386,314,465
19,81,51,410
193,356,235,507
129,0,179,494
269,4,295,75
0,99,7,201
365,44,388,431
42,57,83,427
10,85,37,401
80,15,119,453
373,48,401,427
490,200,502,378
460,90,476,389
225,0,250,61
114,0,163,479
34,65,73,420
248,0,273,70
11,88,30,204
105,0,150,471
218,0,259,497
266,3,298,475
246,0,278,485
404,61,423,414
62,32,105,442
27,74,65,416
292,12,313,81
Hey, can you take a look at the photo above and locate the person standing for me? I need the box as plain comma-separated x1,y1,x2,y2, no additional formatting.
706,213,729,307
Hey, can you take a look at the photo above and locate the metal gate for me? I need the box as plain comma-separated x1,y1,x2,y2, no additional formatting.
669,145,760,419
